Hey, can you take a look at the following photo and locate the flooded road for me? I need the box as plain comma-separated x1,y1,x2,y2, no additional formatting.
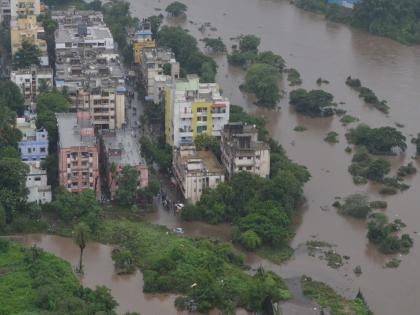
130,0,420,314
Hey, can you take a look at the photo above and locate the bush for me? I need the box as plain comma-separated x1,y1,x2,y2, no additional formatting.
289,89,335,117
338,194,371,219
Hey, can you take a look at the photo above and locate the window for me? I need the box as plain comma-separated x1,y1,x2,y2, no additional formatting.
28,148,32,153
239,157,243,160
40,148,46,153
256,155,260,160
34,177,41,181
246,166,252,170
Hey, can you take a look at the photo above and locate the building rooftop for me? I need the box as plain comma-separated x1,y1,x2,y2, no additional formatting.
52,9,104,26
56,113,96,148
142,47,175,63
222,122,269,152
55,24,113,46
103,130,146,167
178,145,224,174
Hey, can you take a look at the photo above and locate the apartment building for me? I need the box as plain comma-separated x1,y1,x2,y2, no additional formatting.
165,75,230,146
102,130,148,200
132,22,155,65
172,145,225,204
17,116,48,161
56,112,100,196
10,0,40,18
26,161,52,204
140,47,179,103
220,122,270,179
11,66,53,106
54,11,126,130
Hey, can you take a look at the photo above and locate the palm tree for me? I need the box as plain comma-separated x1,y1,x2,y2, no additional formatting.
74,222,90,273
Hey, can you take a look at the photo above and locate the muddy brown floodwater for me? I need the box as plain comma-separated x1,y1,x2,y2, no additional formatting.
129,0,420,314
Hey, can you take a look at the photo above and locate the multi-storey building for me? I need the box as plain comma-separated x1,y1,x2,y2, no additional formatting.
165,75,230,147
11,66,53,106
10,15,48,64
56,112,100,196
172,145,225,204
102,130,149,200
16,116,48,161
140,47,179,103
10,0,40,18
54,10,126,131
0,0,11,24
220,122,270,179
132,22,155,65
26,161,52,204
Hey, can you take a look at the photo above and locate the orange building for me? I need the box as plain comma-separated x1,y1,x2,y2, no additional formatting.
56,112,100,197
132,23,155,64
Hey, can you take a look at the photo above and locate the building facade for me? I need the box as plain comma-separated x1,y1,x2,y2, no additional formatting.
140,47,179,103
132,22,155,65
54,11,125,131
102,130,149,200
10,0,40,18
220,122,270,179
16,117,48,161
56,112,100,196
26,161,52,204
165,75,230,147
0,0,11,24
11,66,53,106
172,145,225,204
10,14,47,60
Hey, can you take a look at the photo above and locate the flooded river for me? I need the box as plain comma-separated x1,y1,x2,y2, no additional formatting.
129,0,420,314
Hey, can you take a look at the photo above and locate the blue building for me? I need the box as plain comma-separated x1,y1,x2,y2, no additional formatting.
17,117,49,161
327,0,360,9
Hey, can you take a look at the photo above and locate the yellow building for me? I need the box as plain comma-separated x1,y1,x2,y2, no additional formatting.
10,0,41,18
132,27,155,64
10,15,47,55
165,75,230,147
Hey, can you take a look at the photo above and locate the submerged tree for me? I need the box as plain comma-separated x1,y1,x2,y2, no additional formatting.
74,222,90,273
165,1,188,17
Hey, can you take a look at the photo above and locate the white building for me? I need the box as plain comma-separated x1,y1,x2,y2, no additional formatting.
11,66,53,107
55,24,114,50
165,75,230,147
172,145,225,204
26,161,52,204
10,0,40,19
220,122,270,179
140,47,179,103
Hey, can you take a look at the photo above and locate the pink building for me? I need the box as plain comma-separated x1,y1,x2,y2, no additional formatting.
102,130,148,200
56,112,100,196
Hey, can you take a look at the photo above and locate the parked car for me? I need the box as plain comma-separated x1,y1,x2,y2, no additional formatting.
173,227,184,234
175,203,184,211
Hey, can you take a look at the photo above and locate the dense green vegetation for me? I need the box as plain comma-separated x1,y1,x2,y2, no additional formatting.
181,109,310,253
140,135,172,174
13,40,41,69
295,0,420,45
203,37,227,53
337,193,372,219
99,220,291,313
0,239,118,314
340,114,359,125
346,76,389,113
324,131,339,144
286,68,302,86
367,213,413,254
102,0,139,64
346,124,407,154
229,105,269,140
157,26,217,82
301,276,373,315
165,1,188,17
0,80,25,114
242,63,282,107
289,88,336,117
348,146,391,184
228,35,285,107
397,162,417,177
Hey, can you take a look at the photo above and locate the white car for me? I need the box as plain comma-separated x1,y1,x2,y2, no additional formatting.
175,203,184,210
173,227,184,234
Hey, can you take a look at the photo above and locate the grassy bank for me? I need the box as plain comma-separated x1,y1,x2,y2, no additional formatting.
98,219,291,313
301,276,372,315
0,239,117,314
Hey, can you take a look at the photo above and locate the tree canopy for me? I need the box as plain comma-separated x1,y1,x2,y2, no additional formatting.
346,124,407,154
0,80,25,115
165,1,188,17
289,89,335,117
243,63,282,107
115,166,139,207
13,40,41,69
